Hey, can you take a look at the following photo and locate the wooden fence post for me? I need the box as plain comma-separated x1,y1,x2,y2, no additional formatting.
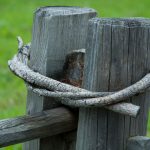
23,7,96,150
127,136,150,150
76,18,150,150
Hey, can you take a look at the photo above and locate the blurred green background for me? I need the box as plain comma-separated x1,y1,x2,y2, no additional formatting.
0,0,150,149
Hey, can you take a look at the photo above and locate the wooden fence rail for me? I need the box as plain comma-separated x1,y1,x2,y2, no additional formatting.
0,107,77,148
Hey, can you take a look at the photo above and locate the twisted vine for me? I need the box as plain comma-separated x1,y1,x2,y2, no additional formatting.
8,37,150,117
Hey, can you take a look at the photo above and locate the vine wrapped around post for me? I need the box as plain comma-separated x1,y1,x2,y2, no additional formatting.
8,37,150,117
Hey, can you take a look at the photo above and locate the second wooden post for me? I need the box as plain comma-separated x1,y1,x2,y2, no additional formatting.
76,18,150,150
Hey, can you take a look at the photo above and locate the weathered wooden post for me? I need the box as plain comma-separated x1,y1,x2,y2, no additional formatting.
24,7,96,150
76,18,150,150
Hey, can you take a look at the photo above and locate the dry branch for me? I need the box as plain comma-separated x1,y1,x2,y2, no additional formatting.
59,73,150,107
8,37,150,117
28,85,140,117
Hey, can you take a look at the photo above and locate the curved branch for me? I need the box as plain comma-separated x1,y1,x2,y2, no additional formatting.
60,74,150,107
8,37,149,117
17,36,23,49
8,54,150,107
28,85,140,117
106,103,140,117
8,55,86,93
28,84,113,98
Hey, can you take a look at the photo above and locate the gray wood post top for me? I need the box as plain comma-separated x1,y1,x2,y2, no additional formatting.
89,17,150,27
36,6,96,16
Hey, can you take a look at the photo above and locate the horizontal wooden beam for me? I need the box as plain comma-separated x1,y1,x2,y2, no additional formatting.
0,107,77,148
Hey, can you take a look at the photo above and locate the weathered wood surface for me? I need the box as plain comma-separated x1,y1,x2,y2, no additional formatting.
127,136,150,150
76,18,150,150
0,107,77,148
24,7,96,150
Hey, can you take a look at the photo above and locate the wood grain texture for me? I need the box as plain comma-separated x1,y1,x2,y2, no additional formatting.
0,107,77,148
24,7,96,150
127,136,150,150
76,18,150,150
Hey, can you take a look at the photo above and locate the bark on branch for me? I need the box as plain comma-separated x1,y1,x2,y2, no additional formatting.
8,37,150,117
28,85,140,117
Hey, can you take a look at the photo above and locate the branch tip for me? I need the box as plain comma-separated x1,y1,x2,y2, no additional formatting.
17,36,23,49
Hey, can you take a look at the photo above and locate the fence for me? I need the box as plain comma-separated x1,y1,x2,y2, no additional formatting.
1,6,150,150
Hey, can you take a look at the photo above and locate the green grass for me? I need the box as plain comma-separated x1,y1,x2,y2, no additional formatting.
0,0,150,149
